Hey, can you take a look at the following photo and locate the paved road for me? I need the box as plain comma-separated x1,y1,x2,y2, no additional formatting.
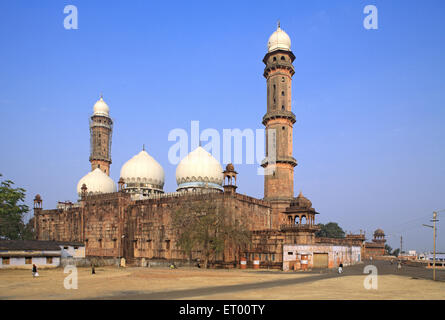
96,260,445,300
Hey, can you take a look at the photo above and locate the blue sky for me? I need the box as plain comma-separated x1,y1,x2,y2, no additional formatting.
0,0,444,252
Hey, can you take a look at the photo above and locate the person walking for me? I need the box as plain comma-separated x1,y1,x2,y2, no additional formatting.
32,264,39,277
338,263,343,274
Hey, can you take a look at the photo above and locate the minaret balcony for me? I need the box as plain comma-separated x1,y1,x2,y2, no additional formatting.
280,224,321,232
262,110,296,125
261,156,297,167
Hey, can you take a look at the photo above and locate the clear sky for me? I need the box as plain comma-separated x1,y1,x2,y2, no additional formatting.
0,0,444,253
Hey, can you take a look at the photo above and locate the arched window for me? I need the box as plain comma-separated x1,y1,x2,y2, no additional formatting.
281,56,285,61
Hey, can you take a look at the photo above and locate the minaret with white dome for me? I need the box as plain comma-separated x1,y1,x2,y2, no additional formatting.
176,146,223,193
89,95,113,176
262,23,297,202
267,21,291,52
120,147,165,196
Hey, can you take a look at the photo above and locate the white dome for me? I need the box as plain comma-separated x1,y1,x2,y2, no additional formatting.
120,150,165,189
93,96,110,116
176,146,223,190
77,168,116,196
267,24,291,53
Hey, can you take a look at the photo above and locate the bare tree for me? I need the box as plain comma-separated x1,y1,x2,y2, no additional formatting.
172,200,250,268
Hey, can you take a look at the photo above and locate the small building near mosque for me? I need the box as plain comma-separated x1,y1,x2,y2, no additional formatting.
283,242,362,271
362,229,386,260
0,240,85,269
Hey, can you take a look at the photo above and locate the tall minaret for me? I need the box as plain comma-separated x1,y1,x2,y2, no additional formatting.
262,23,297,206
89,96,113,176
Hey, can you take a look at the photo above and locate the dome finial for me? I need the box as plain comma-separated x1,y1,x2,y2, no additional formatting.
277,20,280,29
143,144,145,151
100,92,103,100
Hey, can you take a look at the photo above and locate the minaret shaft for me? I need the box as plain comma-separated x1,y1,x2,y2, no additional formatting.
89,114,113,176
262,49,297,202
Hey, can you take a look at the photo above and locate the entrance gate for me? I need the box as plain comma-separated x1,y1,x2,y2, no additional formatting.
313,253,329,268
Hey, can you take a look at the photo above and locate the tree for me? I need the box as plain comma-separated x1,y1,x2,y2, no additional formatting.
392,248,400,257
0,174,32,240
315,222,345,238
385,244,392,255
22,216,36,240
172,200,251,269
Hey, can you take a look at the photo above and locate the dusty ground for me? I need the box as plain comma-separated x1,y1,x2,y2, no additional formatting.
0,265,444,300
185,274,445,300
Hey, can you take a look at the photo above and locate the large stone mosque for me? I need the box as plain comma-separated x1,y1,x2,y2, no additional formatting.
33,25,384,269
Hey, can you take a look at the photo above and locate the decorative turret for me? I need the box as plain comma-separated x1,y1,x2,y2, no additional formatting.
33,194,42,209
283,191,319,227
372,229,386,244
223,163,238,194
33,194,43,240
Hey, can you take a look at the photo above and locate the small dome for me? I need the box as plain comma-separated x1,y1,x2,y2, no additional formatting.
267,24,291,52
176,146,223,191
226,163,235,172
120,150,165,190
77,168,116,196
294,191,312,209
93,96,110,116
374,229,385,236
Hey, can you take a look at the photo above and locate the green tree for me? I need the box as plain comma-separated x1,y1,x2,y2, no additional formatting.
385,244,393,255
392,248,400,257
0,173,32,240
22,216,36,240
172,200,250,269
315,222,345,238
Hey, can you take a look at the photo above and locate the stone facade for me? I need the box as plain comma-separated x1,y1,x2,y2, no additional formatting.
35,191,273,265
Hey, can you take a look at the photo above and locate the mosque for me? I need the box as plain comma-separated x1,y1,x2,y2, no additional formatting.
33,25,384,269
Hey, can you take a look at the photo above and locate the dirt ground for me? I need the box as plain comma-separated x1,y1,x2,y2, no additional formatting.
0,265,444,300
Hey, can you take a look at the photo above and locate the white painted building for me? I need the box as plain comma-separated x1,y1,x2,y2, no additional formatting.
0,240,85,269
58,241,85,258
283,244,362,271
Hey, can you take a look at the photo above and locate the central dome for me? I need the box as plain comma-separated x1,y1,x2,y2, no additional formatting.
120,149,165,194
176,146,223,192
267,24,291,53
